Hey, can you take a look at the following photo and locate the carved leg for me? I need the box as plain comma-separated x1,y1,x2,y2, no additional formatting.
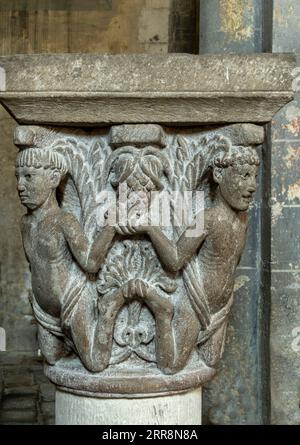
139,280,202,374
69,287,125,373
129,279,176,374
164,303,201,374
123,279,201,374
37,324,68,365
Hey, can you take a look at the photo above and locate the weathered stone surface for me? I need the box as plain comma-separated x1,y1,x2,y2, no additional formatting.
1,45,296,426
0,1,172,55
270,0,300,426
0,356,55,425
12,122,266,403
110,124,166,147
199,0,265,54
0,1,186,425
2,394,36,411
200,0,300,427
56,388,202,425
45,358,215,397
199,0,272,426
0,53,295,125
0,410,37,424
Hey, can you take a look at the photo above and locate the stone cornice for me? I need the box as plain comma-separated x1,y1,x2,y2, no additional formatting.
0,53,295,125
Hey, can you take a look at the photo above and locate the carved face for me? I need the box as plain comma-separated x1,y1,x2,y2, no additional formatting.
214,163,258,211
15,166,59,210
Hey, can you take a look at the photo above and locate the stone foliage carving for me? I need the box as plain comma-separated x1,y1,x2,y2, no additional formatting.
14,123,263,395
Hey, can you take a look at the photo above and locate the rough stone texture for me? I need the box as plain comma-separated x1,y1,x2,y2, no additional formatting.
46,358,215,397
0,1,171,55
0,1,187,425
200,0,300,426
0,105,49,425
0,0,298,426
0,353,54,425
110,124,166,148
56,388,202,425
13,123,265,400
199,0,271,426
168,0,199,53
0,107,34,355
2,53,292,93
0,53,295,125
199,0,266,53
270,0,300,426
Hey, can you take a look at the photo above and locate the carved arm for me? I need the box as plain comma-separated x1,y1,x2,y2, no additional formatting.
62,213,116,273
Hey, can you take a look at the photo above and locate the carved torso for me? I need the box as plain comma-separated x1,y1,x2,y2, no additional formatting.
22,211,72,316
200,203,248,313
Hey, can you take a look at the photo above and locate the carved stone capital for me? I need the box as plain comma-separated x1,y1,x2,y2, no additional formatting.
0,54,295,402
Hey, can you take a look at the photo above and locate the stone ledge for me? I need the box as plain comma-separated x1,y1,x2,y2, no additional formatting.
45,357,216,398
0,53,295,125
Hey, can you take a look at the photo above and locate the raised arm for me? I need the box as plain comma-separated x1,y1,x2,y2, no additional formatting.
147,224,207,273
61,213,116,273
117,209,207,273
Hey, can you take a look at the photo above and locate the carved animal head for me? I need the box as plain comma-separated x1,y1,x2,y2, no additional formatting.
15,148,67,210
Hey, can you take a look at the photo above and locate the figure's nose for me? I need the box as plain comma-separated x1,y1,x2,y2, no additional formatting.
17,180,25,192
247,178,257,194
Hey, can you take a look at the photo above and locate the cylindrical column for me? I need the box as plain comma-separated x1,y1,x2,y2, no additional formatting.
56,388,202,425
199,0,272,426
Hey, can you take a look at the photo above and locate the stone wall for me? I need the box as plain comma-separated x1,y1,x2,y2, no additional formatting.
0,353,54,425
270,0,300,425
199,0,270,425
199,0,300,425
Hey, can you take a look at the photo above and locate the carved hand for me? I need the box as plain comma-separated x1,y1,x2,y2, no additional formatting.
115,223,149,236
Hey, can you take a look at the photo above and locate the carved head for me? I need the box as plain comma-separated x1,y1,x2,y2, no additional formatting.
212,146,260,211
15,148,67,210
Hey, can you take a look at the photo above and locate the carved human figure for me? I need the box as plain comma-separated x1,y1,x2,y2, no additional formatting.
99,145,206,373
97,146,181,370
118,144,260,371
15,147,118,372
192,145,260,365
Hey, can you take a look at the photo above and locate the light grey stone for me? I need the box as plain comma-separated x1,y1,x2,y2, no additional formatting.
1,51,295,426
56,388,202,425
110,124,166,148
0,53,295,125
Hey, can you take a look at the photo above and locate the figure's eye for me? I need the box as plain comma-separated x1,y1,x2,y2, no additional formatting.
25,174,31,180
243,172,250,179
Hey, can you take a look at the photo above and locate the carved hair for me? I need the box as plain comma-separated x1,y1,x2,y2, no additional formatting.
213,145,260,168
16,148,68,175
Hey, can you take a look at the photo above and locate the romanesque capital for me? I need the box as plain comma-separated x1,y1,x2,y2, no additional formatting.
0,53,295,399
